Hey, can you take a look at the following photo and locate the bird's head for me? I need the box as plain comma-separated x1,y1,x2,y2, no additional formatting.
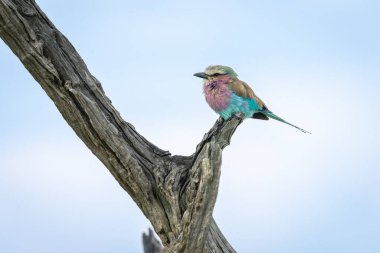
194,65,238,82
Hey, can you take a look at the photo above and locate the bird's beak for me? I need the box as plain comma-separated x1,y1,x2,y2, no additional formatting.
193,72,208,79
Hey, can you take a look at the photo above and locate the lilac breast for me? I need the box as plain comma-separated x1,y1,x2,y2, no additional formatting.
203,80,231,112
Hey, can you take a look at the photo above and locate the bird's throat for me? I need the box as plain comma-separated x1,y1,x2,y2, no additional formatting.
203,79,232,112
209,81,218,90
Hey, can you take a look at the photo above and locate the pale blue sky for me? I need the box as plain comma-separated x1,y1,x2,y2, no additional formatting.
1,0,379,252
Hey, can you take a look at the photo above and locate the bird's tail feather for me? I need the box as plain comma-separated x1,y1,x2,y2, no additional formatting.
261,110,311,134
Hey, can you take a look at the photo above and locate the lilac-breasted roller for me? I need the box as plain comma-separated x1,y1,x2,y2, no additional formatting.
194,65,310,133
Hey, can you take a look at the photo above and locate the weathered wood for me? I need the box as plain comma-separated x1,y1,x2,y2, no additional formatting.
0,1,240,252
143,228,163,253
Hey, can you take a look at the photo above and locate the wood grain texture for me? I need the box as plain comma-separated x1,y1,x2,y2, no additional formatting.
0,1,241,252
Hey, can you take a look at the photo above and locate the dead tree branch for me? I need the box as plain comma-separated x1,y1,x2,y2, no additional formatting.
143,228,163,253
0,1,240,252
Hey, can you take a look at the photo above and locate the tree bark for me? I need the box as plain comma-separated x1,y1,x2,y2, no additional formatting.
143,228,163,253
0,1,240,252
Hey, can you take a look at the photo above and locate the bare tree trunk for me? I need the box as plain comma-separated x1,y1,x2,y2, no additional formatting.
0,1,240,252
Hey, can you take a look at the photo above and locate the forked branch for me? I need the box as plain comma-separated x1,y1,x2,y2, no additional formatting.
0,1,240,252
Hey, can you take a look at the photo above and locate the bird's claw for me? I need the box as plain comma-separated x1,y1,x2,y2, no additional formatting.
235,112,245,120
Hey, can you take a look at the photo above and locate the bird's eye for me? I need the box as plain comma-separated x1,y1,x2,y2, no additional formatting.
212,73,221,76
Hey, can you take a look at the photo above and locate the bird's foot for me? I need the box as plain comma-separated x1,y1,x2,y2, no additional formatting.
234,112,245,120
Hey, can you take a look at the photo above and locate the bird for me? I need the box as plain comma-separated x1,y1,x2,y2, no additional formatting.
194,65,310,134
